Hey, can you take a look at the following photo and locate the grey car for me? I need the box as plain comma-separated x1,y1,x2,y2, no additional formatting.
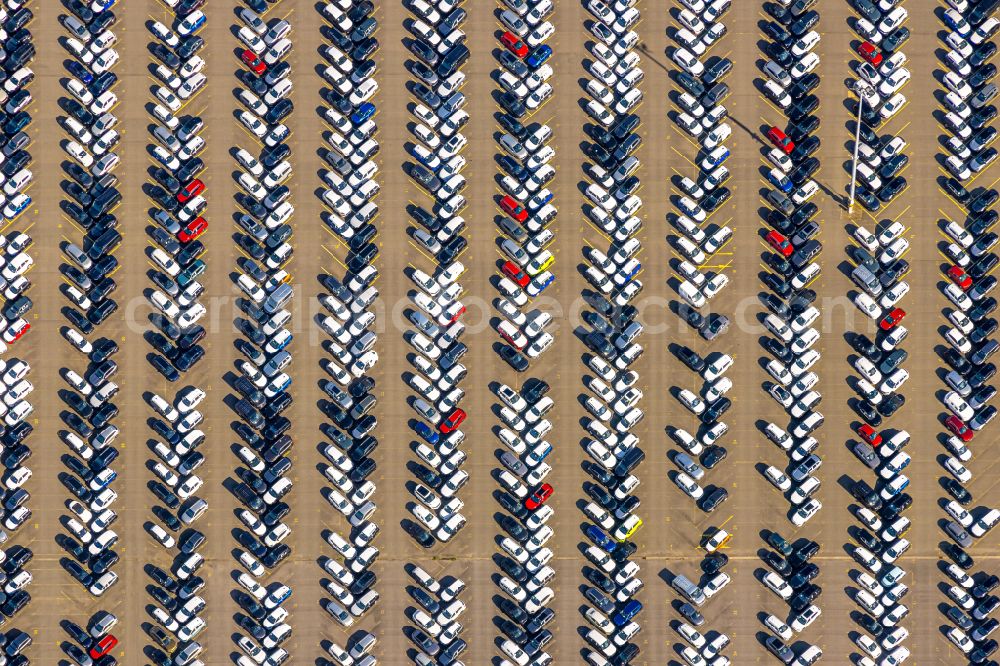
499,451,528,476
64,242,92,270
947,520,974,547
673,452,705,480
410,163,441,192
852,442,879,469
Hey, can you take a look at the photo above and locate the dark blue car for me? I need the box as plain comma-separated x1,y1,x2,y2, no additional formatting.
67,61,93,84
586,525,616,552
612,599,642,626
526,44,552,69
414,421,439,445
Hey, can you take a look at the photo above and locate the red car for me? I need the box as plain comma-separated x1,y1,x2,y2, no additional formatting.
499,195,528,222
501,31,529,57
502,260,530,287
241,49,266,74
439,408,466,433
5,321,28,343
177,178,205,204
90,634,118,659
949,265,974,290
444,305,466,324
857,41,883,66
946,415,975,442
767,126,794,154
857,423,881,447
178,217,208,243
525,483,553,510
765,230,794,257
879,308,906,331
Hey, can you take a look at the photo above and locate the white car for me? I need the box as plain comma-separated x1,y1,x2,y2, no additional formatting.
762,571,792,599
764,465,791,491
791,499,822,526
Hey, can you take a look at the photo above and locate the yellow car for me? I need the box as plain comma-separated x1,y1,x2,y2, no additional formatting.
526,250,554,276
613,515,642,542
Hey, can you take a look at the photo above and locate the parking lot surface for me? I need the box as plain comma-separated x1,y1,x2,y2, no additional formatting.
9,0,1000,663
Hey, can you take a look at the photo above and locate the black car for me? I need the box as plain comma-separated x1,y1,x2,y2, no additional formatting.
969,363,998,388
499,345,529,371
789,562,819,590
942,543,975,571
851,334,882,362
612,114,640,141
789,73,820,101
151,43,180,68
856,611,885,638
496,113,526,141
970,296,998,322
971,253,1000,279
943,177,970,203
703,57,733,86
788,94,818,121
946,478,974,505
522,378,549,403
676,345,705,371
88,72,117,96
789,157,819,186
765,337,794,362
878,176,907,202
700,487,729,512
149,354,180,382
975,575,1000,600
149,481,179,509
851,479,882,510
878,393,905,417
880,258,910,288
881,492,912,521
854,399,882,426
880,349,908,374
970,211,999,237
882,26,910,53
972,42,999,68
586,567,615,594
498,598,529,625
498,619,525,644
497,91,526,118
701,446,727,469
402,519,435,548
856,528,884,555
790,583,821,612
701,552,728,575
92,338,120,362
790,135,820,162
971,639,999,663
702,187,731,212
766,41,793,66
763,550,790,574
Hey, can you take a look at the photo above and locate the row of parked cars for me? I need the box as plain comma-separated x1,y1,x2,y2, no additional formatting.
753,0,831,662
843,0,917,663
398,5,471,656
56,0,128,636
137,2,212,665
665,0,738,663
399,0,471,583
313,1,385,664
493,0,557,371
62,610,118,666
490,0,558,664
226,2,304,666
0,6,38,644
576,1,649,665
934,0,1000,664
